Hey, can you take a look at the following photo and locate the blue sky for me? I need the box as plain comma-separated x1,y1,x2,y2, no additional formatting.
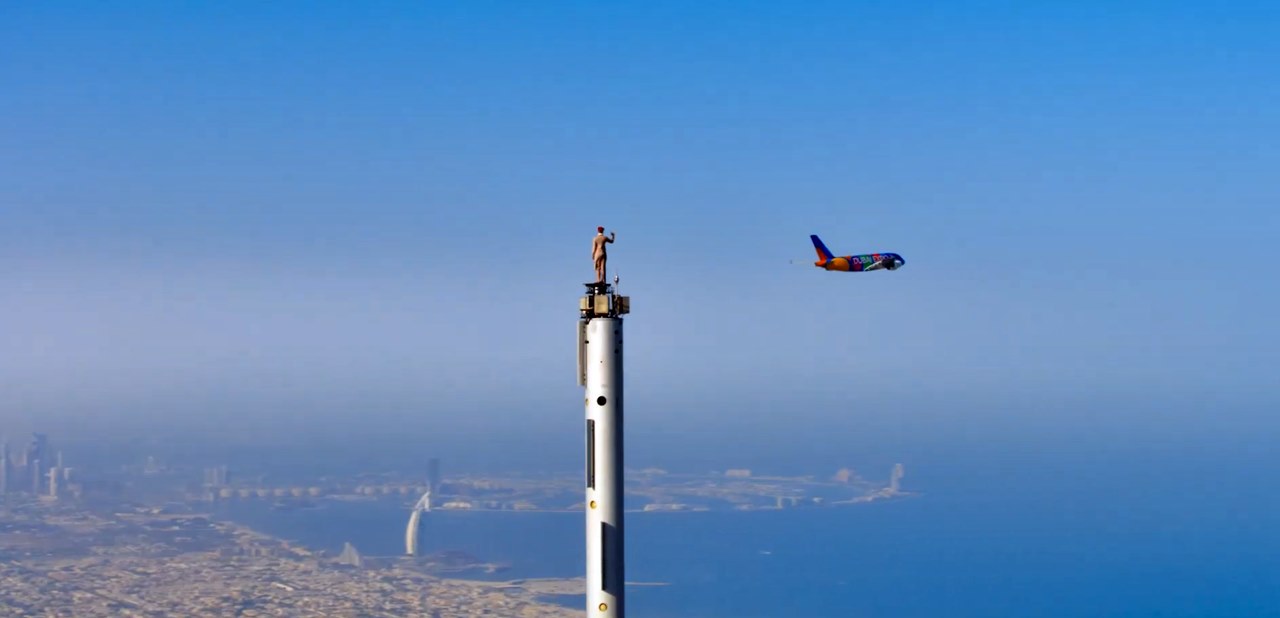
2,2,1277,443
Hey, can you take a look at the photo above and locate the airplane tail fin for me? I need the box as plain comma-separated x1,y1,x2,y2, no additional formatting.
810,235,834,261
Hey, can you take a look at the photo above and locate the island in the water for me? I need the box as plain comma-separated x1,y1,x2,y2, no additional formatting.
196,463,914,514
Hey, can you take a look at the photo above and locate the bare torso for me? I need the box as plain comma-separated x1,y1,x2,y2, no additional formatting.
592,234,612,260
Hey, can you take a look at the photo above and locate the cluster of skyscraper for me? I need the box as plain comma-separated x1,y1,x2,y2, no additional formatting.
0,433,71,499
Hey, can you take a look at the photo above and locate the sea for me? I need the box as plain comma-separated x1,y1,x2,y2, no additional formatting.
212,421,1280,618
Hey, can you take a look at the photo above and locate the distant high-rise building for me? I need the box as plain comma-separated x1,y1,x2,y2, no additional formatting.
27,433,49,492
31,458,41,494
0,440,9,495
889,463,905,493
30,434,48,463
47,452,66,499
428,458,441,494
203,466,229,488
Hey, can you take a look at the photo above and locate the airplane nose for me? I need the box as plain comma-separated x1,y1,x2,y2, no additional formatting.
894,257,905,269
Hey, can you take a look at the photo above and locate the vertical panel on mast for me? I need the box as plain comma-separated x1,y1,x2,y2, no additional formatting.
601,522,611,592
586,420,596,489
577,319,587,386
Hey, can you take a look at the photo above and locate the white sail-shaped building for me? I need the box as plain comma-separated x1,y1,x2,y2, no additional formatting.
405,490,432,556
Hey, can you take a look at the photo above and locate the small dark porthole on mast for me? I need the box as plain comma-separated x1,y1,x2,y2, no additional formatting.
596,396,607,406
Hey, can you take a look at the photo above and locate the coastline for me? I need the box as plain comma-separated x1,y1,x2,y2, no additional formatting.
213,512,594,611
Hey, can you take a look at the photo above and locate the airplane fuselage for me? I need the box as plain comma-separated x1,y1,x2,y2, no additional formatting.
809,235,905,272
817,253,905,272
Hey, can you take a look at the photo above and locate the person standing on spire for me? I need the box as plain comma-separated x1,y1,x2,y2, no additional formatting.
592,226,615,283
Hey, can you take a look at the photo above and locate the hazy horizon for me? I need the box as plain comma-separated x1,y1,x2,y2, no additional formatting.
4,2,1277,450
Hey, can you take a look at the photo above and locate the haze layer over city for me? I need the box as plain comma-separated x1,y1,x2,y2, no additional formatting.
3,2,1278,616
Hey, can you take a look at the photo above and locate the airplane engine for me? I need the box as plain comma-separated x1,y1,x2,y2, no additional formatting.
879,257,897,270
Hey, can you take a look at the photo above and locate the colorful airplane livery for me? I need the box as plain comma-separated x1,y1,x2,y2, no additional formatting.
810,235,905,272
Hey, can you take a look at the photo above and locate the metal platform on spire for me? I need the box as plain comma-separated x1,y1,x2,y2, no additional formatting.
580,282,629,319
583,281,612,295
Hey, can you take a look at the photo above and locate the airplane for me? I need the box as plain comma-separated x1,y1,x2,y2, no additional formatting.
809,234,905,272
